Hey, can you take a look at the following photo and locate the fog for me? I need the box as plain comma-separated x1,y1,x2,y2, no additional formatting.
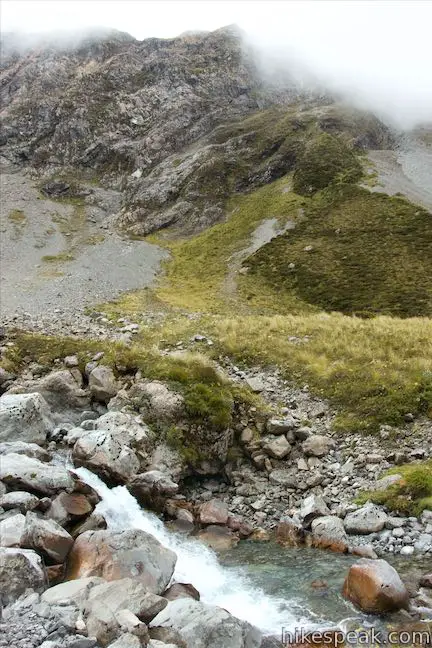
2,0,432,129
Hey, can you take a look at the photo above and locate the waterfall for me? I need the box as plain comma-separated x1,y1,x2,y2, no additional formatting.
74,467,318,635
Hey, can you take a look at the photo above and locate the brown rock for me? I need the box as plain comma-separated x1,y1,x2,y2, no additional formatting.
46,563,65,586
342,559,409,613
163,582,200,602
47,492,93,526
66,529,176,594
198,525,239,551
199,499,228,525
276,517,304,547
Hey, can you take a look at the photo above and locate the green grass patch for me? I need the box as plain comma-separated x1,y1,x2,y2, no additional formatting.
357,460,432,515
245,184,432,317
42,252,75,263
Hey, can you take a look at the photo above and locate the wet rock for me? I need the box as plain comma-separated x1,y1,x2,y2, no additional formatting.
0,453,75,495
199,498,229,525
198,525,239,551
66,529,177,594
71,512,107,539
302,435,334,458
344,503,388,535
21,511,74,563
46,492,93,526
72,430,140,484
0,392,54,443
0,490,39,512
299,494,330,529
163,583,200,602
89,366,119,403
129,471,179,512
276,516,304,547
150,598,262,648
342,558,409,613
0,547,46,604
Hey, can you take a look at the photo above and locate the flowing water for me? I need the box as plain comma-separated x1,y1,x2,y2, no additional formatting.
75,467,366,636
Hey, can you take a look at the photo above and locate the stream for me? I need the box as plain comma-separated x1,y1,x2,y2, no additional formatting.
75,467,431,643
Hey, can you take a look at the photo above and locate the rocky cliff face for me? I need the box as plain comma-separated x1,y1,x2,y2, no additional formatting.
1,26,393,236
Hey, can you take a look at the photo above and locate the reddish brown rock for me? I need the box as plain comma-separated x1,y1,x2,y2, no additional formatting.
199,499,228,525
198,525,239,551
420,573,432,588
276,517,304,547
342,559,409,614
46,563,65,586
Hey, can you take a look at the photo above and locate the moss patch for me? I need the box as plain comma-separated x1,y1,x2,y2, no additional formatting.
357,460,432,515
42,252,75,263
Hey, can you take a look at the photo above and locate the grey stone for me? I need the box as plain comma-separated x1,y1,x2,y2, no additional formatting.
0,547,46,604
0,392,54,444
0,453,75,495
344,503,388,535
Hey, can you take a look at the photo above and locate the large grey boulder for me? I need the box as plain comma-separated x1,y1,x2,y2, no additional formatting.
0,512,26,546
84,578,167,645
21,512,74,563
0,490,39,513
0,392,54,444
0,547,46,604
302,434,335,457
311,516,348,544
41,576,106,606
91,411,150,446
0,440,51,461
299,494,330,528
8,370,90,419
343,558,409,613
127,380,184,423
72,430,140,483
66,529,177,595
0,453,75,495
344,503,388,535
262,436,291,459
150,598,261,648
89,366,119,403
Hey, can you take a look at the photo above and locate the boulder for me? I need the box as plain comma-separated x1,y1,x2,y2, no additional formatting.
150,598,261,648
163,583,200,602
311,516,348,548
21,512,74,563
268,470,297,488
198,525,239,551
0,512,26,546
342,559,409,613
276,517,304,547
302,435,334,458
0,440,51,461
84,578,166,646
262,436,291,459
71,512,107,539
66,529,177,594
266,418,298,434
89,366,119,403
344,503,388,535
46,492,93,526
0,491,39,512
129,471,179,512
41,576,106,606
72,430,140,484
199,499,229,525
9,370,90,416
299,494,330,528
0,547,46,604
0,392,54,444
0,453,75,495
92,411,150,446
108,635,142,648
128,380,184,423
374,474,403,491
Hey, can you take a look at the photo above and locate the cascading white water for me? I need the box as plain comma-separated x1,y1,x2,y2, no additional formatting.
75,467,320,635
